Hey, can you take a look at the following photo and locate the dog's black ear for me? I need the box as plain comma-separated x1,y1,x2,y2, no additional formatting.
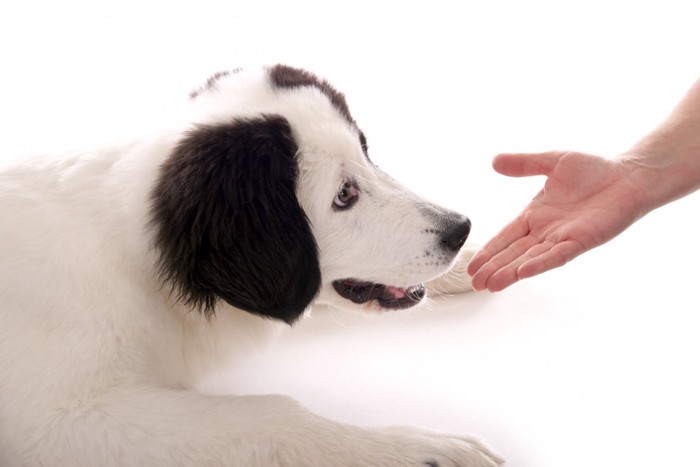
149,115,320,325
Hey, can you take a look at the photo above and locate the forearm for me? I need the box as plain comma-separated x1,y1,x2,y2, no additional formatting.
620,78,700,213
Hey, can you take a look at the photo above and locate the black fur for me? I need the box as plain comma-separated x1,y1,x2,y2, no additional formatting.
149,115,321,324
189,69,243,99
269,64,372,161
269,64,356,126
191,64,372,161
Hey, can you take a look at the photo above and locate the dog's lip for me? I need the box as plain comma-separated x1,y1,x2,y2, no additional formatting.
332,279,426,309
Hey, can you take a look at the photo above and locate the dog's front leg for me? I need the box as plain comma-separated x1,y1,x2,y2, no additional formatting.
54,387,502,466
427,245,479,296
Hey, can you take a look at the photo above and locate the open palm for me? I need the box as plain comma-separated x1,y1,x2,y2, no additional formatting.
468,151,648,292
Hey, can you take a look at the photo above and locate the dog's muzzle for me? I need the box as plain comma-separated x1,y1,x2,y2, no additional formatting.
332,215,470,310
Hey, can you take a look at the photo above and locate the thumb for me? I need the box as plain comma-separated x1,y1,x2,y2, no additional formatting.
492,151,565,178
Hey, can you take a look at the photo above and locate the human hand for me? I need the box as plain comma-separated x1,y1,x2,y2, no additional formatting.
467,151,649,292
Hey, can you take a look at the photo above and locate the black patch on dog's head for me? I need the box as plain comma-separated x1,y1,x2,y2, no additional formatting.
189,69,243,99
149,115,320,325
269,64,371,161
269,64,356,127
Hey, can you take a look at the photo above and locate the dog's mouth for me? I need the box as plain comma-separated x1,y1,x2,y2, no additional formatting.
332,279,426,309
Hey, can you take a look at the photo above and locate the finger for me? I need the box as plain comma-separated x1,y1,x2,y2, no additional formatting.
492,151,565,178
470,233,539,291
484,240,556,292
467,217,531,284
486,240,586,291
517,240,586,279
466,248,493,278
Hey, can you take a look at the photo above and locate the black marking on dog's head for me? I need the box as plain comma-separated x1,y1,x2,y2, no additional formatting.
269,64,356,126
149,114,320,325
189,69,243,99
269,64,372,162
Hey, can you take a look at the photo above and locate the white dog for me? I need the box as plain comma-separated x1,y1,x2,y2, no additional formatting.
0,65,503,466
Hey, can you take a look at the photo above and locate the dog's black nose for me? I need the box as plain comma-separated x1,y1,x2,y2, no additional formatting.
441,217,471,252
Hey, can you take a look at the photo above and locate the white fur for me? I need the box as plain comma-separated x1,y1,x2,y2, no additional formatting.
0,67,501,466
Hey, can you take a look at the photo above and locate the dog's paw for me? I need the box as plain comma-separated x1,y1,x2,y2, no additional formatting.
428,245,480,296
360,426,504,466
257,401,503,466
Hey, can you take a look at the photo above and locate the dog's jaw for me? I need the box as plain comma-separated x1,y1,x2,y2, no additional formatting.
331,279,426,310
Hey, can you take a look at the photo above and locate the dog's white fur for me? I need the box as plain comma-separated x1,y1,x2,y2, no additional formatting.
0,66,502,466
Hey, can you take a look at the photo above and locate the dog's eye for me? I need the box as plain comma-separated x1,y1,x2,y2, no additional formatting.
333,181,358,210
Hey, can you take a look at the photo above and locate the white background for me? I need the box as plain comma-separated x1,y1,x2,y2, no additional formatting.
2,1,700,466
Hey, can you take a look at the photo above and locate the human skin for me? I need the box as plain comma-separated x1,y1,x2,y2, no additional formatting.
468,79,700,292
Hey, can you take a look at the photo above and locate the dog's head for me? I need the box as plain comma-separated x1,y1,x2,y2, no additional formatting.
149,65,470,325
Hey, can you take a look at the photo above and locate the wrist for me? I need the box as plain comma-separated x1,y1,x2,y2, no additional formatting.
617,79,700,211
614,153,661,218
618,138,700,213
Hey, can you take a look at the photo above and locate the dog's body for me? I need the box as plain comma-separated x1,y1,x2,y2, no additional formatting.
0,66,501,466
